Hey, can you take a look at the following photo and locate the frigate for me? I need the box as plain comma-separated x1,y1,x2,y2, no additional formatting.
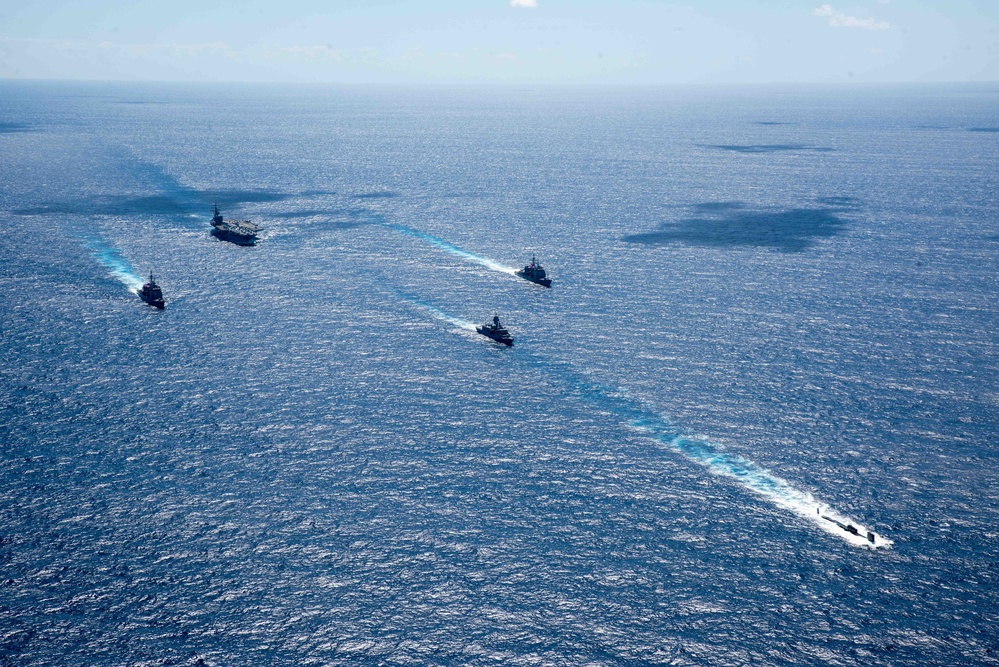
476,315,514,346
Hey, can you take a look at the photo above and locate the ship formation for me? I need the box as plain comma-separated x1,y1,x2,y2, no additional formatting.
210,204,262,245
474,255,552,344
118,232,891,548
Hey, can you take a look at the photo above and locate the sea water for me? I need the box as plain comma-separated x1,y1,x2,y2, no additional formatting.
1,81,997,666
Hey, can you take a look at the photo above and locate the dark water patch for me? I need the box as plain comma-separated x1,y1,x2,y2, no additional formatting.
692,202,746,214
120,159,304,208
114,195,192,216
13,155,329,218
0,122,34,133
343,207,386,224
622,204,851,253
126,160,197,195
14,190,302,218
754,121,798,126
967,127,999,133
699,144,835,154
354,191,398,200
15,195,192,217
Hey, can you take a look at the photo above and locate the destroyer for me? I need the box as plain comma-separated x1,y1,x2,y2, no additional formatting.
210,203,261,245
137,273,165,309
515,255,551,287
476,315,514,346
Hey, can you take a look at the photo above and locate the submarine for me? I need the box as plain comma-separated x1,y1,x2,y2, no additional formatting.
818,507,876,544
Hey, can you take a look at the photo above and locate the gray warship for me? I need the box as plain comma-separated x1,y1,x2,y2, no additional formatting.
211,204,261,245
137,273,165,309
515,255,551,287
476,315,514,346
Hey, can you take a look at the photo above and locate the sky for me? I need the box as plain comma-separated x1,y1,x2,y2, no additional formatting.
0,1,997,84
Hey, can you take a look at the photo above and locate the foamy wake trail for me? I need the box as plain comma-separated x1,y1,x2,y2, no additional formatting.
385,223,517,276
392,295,891,549
392,289,478,332
531,355,892,549
629,418,892,549
81,235,144,293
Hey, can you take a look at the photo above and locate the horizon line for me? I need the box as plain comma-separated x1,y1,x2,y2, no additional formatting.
2,77,998,88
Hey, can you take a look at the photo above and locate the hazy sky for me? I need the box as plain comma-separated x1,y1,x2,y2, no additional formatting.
1,1,997,84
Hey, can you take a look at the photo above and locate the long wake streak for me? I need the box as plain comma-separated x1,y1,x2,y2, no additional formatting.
535,353,891,549
81,235,144,293
392,289,478,332
632,416,890,549
384,223,517,276
533,354,892,549
536,354,891,549
397,294,891,549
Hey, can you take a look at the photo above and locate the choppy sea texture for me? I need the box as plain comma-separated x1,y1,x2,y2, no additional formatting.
402,290,890,550
1,81,997,666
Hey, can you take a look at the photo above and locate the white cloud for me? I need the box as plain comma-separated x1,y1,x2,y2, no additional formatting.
510,0,537,8
814,4,889,30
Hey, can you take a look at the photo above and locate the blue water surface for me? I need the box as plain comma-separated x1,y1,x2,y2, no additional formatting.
1,81,997,666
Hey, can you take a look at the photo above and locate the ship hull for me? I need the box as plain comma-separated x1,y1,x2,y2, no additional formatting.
211,227,257,246
476,327,513,346
138,294,165,309
516,270,551,288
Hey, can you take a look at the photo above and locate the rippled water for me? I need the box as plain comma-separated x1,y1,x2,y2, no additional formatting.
1,81,997,666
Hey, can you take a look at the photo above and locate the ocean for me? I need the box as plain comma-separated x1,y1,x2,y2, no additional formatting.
1,80,997,666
